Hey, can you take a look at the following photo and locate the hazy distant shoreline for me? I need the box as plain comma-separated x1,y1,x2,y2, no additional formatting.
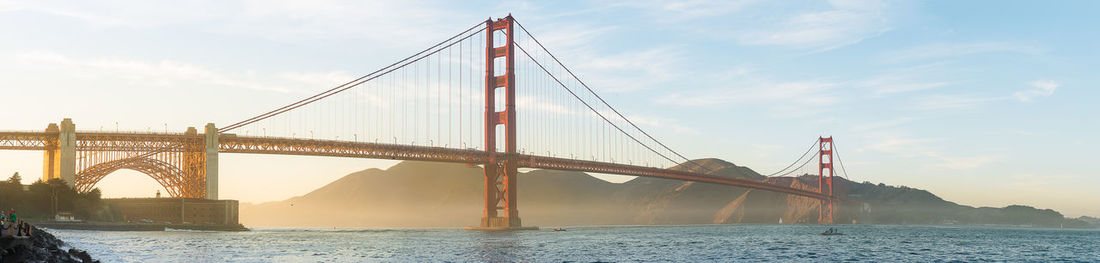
240,160,1096,229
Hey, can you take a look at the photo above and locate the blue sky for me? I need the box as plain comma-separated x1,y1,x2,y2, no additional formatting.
0,0,1097,217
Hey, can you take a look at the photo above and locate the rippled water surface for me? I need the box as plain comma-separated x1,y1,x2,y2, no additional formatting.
48,224,1100,262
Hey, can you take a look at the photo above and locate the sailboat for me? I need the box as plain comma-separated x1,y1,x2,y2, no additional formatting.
778,217,783,224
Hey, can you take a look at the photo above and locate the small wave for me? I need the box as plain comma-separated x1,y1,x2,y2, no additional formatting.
248,227,430,233
164,228,218,233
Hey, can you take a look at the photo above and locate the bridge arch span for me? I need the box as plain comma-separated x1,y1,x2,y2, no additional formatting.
75,157,189,198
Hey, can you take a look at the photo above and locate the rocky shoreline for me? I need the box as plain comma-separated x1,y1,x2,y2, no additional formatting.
0,226,98,263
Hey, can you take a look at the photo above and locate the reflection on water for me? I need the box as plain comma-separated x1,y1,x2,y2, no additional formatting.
48,224,1100,262
474,231,522,262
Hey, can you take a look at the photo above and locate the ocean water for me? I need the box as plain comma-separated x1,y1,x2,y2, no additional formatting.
47,224,1100,262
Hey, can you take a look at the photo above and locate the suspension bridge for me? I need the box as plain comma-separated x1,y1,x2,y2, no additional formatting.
0,16,850,230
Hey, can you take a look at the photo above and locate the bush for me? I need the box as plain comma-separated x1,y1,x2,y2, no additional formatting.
0,173,107,221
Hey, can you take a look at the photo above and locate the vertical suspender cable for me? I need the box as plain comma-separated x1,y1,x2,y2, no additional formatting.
459,41,463,148
448,45,453,147
437,51,441,146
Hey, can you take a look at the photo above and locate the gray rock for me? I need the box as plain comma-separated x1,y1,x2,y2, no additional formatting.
1,226,95,263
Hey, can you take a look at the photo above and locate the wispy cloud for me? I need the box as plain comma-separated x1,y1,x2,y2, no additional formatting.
852,63,955,97
657,79,839,117
644,0,760,20
851,117,916,132
732,0,895,51
570,48,684,93
861,136,938,155
620,113,699,135
0,1,137,27
613,0,899,51
2,1,471,46
930,153,1002,170
902,80,1057,111
909,94,1007,111
1014,80,1058,102
3,49,345,94
860,134,1002,169
512,18,684,94
515,24,618,53
881,42,1041,63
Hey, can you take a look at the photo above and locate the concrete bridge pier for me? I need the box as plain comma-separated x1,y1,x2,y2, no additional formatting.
204,123,218,200
42,118,76,185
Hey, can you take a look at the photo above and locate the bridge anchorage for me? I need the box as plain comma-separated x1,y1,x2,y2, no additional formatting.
0,14,851,229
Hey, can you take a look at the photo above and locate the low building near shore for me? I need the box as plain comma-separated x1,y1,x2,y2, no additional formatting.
53,212,78,222
106,198,239,226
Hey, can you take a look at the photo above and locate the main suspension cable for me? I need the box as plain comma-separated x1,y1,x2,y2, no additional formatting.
515,43,680,167
833,141,851,180
124,22,487,163
763,139,820,177
513,19,712,174
222,21,485,132
773,152,818,178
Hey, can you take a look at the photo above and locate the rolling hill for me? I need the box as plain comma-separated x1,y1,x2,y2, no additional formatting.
240,159,1091,228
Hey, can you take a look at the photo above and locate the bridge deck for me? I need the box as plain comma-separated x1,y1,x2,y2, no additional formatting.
1,131,828,200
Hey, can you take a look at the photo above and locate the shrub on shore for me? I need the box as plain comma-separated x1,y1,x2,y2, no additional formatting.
0,173,109,222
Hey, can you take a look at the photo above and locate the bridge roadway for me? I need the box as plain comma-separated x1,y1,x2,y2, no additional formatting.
0,131,829,200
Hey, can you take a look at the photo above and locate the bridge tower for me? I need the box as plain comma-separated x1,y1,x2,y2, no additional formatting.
476,15,527,230
818,136,836,223
205,123,219,200
42,118,76,185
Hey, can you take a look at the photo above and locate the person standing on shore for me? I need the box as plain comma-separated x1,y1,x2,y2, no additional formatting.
8,209,16,236
8,209,16,237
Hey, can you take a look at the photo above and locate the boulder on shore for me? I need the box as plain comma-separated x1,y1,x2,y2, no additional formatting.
0,226,99,263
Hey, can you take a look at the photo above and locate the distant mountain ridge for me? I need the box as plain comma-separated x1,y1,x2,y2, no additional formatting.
240,159,1092,228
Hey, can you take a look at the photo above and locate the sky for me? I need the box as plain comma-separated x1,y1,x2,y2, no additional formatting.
0,0,1097,217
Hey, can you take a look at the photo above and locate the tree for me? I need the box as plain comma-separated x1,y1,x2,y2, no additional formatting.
43,178,78,216
26,179,52,218
74,188,103,220
1,176,106,221
0,173,24,211
7,172,20,185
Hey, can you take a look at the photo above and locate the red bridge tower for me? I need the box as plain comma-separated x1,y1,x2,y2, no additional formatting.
818,137,837,223
474,15,532,230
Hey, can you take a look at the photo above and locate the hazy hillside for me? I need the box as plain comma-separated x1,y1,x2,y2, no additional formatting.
241,161,638,227
240,159,1092,228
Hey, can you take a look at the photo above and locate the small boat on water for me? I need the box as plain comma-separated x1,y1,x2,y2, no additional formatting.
553,227,566,232
820,227,843,236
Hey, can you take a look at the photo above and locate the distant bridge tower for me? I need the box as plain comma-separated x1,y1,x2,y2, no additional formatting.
818,136,836,223
479,15,525,229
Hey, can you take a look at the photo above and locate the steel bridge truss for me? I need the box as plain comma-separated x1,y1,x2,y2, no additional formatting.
1,130,210,198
